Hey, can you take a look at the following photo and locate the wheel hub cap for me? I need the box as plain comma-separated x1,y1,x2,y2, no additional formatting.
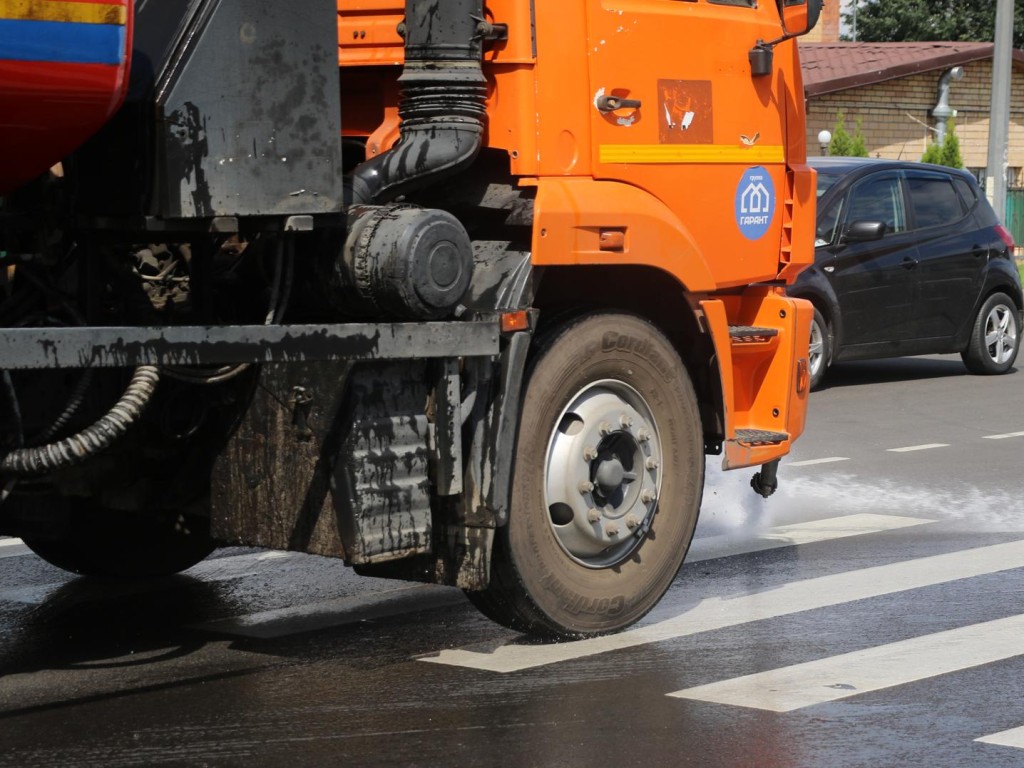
544,380,661,568
985,304,1017,364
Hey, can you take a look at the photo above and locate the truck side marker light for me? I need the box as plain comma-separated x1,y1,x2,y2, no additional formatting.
501,311,529,333
797,358,809,395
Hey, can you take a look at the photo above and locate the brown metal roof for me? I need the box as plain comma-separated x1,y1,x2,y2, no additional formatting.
799,42,1024,97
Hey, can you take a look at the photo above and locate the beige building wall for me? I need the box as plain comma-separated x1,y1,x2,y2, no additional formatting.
802,1,841,43
806,61,1024,185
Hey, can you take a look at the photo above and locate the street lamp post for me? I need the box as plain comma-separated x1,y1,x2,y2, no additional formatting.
818,129,832,156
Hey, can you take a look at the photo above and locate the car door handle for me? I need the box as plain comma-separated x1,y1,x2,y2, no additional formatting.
595,94,642,113
971,247,987,258
901,256,918,269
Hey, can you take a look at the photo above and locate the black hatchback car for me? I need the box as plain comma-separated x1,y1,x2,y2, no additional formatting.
790,157,1023,389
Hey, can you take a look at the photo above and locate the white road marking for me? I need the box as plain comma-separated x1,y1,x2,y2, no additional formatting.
192,584,464,639
983,431,1024,440
976,725,1024,750
786,457,850,467
422,539,1024,673
668,614,1024,712
0,538,29,559
687,513,932,563
887,444,949,453
0,550,309,605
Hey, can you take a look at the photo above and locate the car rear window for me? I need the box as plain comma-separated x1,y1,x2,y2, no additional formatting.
908,176,964,229
952,177,978,210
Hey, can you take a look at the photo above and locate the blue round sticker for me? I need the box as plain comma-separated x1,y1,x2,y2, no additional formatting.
735,166,775,240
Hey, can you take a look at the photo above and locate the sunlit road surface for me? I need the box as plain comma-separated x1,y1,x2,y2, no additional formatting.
1,354,1023,768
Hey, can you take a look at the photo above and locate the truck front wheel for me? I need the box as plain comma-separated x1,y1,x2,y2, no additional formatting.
470,313,703,637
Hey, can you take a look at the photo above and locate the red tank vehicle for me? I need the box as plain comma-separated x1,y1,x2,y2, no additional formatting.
0,0,819,637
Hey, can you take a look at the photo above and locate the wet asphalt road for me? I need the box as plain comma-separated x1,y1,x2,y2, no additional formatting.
2,354,1024,768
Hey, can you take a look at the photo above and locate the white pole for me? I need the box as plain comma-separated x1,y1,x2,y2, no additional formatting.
986,0,1014,222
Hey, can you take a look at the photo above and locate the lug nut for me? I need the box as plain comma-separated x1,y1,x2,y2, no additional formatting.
619,414,633,429
605,524,620,536
641,489,656,504
578,480,595,495
599,421,613,436
587,508,601,523
637,428,651,443
645,457,659,471
625,514,641,530
583,446,598,461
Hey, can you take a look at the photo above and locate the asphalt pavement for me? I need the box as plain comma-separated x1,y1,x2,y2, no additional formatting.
1,354,1023,768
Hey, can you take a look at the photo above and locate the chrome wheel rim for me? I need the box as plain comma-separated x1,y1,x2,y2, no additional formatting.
808,316,825,379
544,380,661,569
984,303,1017,364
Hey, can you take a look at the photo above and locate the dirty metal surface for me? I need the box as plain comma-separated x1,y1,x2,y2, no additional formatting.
211,360,434,564
0,321,500,370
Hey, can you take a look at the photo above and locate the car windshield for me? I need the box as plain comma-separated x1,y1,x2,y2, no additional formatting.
816,171,843,198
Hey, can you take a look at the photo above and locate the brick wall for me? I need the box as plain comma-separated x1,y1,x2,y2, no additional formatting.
806,61,1024,184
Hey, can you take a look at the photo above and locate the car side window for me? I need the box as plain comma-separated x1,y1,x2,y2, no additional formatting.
816,195,844,246
907,175,964,229
846,175,906,234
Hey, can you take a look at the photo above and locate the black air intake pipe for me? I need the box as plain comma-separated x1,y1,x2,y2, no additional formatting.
350,0,487,204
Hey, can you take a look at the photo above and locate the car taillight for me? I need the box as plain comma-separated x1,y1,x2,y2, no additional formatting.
996,224,1015,250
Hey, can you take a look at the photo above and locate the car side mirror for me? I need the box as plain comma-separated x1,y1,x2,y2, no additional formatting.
843,221,887,243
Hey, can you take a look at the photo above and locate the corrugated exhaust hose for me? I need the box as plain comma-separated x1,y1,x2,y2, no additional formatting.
350,0,487,204
1,366,159,475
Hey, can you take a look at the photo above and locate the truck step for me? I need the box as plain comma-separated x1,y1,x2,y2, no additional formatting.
734,429,788,446
729,326,779,345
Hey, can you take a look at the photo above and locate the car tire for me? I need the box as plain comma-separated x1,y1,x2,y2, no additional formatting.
23,507,216,578
961,292,1020,375
467,313,704,638
808,308,831,391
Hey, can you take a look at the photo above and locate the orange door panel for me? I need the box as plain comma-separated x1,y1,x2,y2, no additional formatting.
585,0,790,288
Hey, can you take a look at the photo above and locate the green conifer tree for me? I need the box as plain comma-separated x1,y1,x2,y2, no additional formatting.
828,111,854,156
827,112,869,157
940,119,964,169
921,119,963,169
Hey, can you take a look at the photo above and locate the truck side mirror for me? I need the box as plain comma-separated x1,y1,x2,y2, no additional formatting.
751,0,824,77
778,0,823,37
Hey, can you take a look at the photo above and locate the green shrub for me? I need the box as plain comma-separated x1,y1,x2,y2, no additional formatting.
922,119,963,169
828,112,869,157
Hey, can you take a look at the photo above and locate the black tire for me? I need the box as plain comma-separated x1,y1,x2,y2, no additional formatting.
961,292,1020,375
808,307,831,391
469,313,704,638
23,507,215,578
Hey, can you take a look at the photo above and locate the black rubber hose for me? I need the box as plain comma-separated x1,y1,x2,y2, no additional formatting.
0,365,159,475
350,0,487,204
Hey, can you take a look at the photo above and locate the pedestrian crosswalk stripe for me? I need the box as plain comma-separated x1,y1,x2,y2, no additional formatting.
976,725,1024,750
191,584,463,639
422,538,1024,673
983,431,1024,440
787,457,850,467
0,550,308,605
667,614,1024,711
0,537,29,559
687,513,931,563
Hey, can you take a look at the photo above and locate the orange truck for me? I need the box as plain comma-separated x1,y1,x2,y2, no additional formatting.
0,0,818,637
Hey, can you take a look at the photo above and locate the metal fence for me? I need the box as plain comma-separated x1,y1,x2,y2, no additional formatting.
1006,188,1024,257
